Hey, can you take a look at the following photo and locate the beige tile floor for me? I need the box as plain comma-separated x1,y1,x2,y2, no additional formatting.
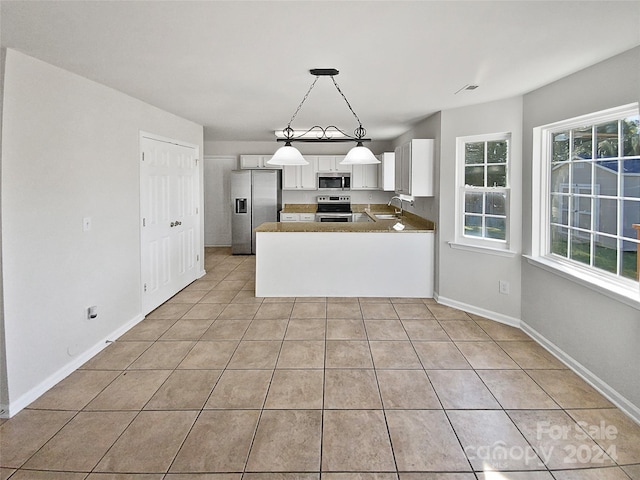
2,247,640,480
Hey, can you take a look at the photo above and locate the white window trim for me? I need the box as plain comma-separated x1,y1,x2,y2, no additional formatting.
454,132,512,252
448,241,518,257
531,103,640,309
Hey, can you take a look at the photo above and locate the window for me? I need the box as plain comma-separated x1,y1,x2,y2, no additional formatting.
455,133,511,251
532,103,640,305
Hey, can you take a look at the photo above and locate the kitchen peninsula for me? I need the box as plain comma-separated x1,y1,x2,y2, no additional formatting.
255,211,435,298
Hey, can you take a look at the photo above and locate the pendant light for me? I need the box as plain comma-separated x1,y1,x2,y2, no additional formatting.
342,141,380,165
269,141,308,166
267,69,379,166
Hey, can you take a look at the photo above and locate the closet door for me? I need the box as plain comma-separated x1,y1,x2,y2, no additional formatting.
140,135,200,314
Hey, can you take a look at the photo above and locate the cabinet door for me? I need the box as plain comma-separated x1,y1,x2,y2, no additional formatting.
317,155,350,173
351,164,379,190
282,165,299,190
380,152,396,191
406,139,434,196
240,154,280,169
260,154,281,169
351,164,365,190
317,156,333,172
299,156,318,189
280,213,300,222
240,155,261,169
400,143,411,194
365,164,379,189
334,156,351,173
394,146,404,194
282,157,317,190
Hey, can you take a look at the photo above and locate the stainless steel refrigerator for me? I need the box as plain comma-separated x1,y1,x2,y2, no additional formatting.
231,169,281,254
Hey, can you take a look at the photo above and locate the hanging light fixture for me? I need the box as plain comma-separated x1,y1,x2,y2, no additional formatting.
267,69,379,166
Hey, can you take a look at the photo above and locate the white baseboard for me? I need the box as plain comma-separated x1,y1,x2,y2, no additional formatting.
2,313,145,418
520,321,640,426
435,294,521,328
433,293,640,425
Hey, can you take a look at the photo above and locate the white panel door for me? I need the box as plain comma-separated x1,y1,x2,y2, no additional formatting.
141,136,200,314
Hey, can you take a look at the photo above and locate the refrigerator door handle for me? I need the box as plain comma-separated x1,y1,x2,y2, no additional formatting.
235,198,247,214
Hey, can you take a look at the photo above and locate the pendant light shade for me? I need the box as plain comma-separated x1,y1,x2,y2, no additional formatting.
266,142,309,166
340,142,380,165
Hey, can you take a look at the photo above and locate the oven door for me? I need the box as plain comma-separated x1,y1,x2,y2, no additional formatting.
315,213,353,222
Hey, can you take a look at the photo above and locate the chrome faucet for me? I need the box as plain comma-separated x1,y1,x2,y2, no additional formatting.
387,196,414,216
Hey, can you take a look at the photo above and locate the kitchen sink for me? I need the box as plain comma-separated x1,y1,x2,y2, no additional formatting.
374,213,400,220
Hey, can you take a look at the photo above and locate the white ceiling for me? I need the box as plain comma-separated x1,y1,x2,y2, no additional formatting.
2,1,639,142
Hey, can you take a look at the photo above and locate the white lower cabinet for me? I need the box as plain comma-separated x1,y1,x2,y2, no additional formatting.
280,212,316,222
280,213,300,222
282,156,318,190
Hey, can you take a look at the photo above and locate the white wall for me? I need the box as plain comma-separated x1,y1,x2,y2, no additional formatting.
204,155,236,246
522,47,640,416
0,49,203,415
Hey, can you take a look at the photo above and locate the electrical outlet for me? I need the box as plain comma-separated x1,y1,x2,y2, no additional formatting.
499,280,510,295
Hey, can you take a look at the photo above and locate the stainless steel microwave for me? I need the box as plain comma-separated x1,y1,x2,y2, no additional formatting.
317,172,350,191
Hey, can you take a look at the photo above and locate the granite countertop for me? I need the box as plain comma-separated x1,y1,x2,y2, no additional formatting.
257,208,435,233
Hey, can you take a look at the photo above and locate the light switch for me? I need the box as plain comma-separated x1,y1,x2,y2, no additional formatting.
83,217,92,232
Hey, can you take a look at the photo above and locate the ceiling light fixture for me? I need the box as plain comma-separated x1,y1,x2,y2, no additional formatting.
267,68,379,166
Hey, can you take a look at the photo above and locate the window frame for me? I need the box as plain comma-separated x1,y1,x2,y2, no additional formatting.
454,132,513,253
530,103,640,309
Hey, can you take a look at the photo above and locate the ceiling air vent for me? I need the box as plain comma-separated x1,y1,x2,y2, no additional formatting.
454,84,479,94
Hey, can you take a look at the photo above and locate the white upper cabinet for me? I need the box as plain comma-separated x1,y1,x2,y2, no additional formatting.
317,155,351,173
282,156,318,190
351,163,379,190
378,152,395,191
240,154,281,169
394,139,434,196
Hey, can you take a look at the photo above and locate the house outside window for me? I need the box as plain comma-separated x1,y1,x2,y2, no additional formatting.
531,103,640,304
455,133,511,252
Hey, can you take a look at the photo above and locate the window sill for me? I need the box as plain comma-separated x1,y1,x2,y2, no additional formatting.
448,241,517,258
525,255,640,310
